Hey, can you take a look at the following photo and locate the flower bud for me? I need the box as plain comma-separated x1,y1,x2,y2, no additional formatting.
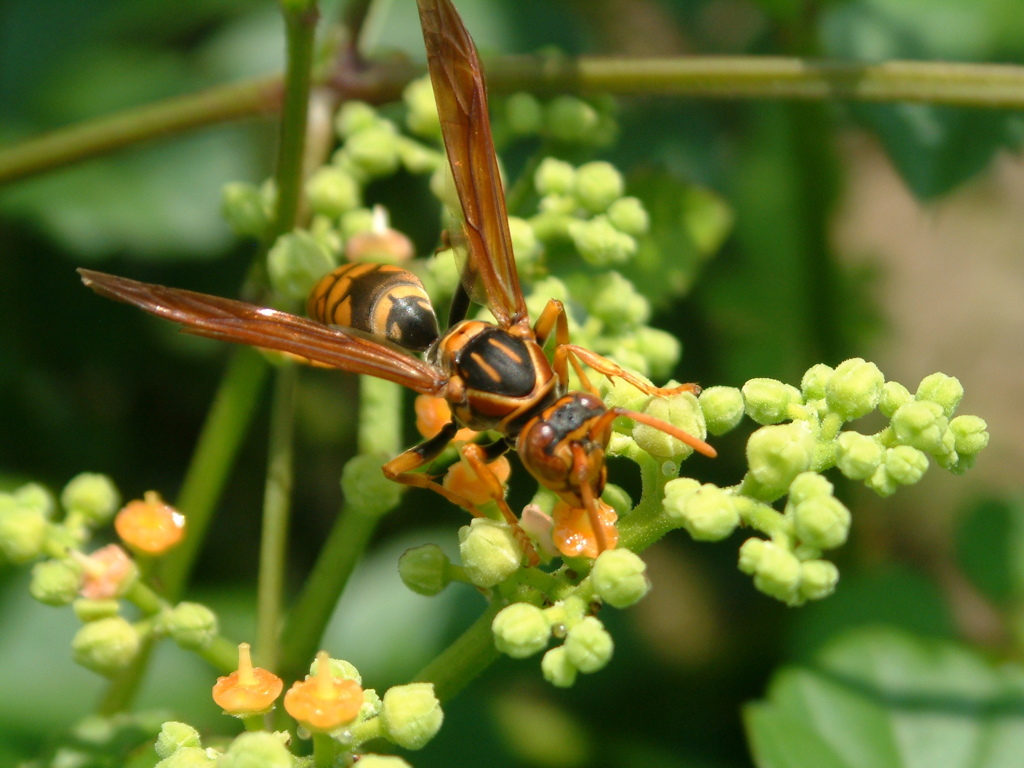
399,544,451,596
891,401,949,455
884,445,929,486
166,602,219,651
949,415,989,456
341,454,403,518
606,196,649,237
0,501,48,564
587,272,650,332
381,683,444,750
508,216,541,274
801,364,833,400
787,472,832,506
221,181,270,239
219,732,292,768
403,76,440,139
633,327,681,380
568,216,636,266
664,480,739,541
345,226,415,265
506,92,544,136
155,722,202,759
306,166,361,218
397,137,442,175
538,192,578,216
737,538,801,604
73,598,120,622
632,393,707,460
311,654,362,684
267,230,336,303
591,549,650,608
61,473,120,526
826,358,884,421
574,161,625,214
916,372,963,417
345,124,401,178
743,378,799,425
700,386,745,436
878,381,912,419
492,603,551,658
798,560,839,602
30,558,83,605
564,616,613,674
340,207,376,239
835,431,883,480
335,100,381,139
459,518,523,588
155,747,215,767
541,646,578,688
358,756,413,768
79,544,137,600
546,96,601,144
72,616,141,676
790,494,850,550
15,483,55,517
746,422,816,494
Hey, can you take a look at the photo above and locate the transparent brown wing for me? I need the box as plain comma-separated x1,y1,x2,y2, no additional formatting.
417,0,528,328
78,269,447,396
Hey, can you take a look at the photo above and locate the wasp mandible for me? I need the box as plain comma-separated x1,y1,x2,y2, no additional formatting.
79,0,715,565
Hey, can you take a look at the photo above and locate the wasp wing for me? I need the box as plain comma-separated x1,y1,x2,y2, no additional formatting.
78,269,447,396
418,0,528,328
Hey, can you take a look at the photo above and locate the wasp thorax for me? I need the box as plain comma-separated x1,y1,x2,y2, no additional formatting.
307,263,439,352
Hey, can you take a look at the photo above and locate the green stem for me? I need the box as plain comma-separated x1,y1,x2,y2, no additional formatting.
256,364,298,671
199,634,242,675
412,599,503,703
312,732,340,766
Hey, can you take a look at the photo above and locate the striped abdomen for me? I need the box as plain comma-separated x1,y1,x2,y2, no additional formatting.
307,263,440,352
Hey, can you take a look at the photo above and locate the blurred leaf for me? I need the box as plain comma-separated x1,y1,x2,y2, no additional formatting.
955,496,1024,605
746,627,1024,768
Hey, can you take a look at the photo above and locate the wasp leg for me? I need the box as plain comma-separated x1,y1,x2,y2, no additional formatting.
563,344,701,397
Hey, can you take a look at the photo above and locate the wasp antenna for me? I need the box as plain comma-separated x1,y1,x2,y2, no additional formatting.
612,408,717,459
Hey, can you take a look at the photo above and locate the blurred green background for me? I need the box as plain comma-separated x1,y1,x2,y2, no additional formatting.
2,0,1023,766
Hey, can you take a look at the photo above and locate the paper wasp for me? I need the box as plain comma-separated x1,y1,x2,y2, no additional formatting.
79,0,715,565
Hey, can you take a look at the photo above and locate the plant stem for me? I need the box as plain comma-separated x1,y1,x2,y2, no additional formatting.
256,364,298,671
412,599,503,703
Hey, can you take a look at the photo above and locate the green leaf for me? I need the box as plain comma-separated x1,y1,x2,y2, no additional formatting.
746,627,1024,768
955,496,1024,605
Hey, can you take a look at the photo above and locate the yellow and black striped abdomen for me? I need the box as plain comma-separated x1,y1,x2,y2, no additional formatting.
307,263,440,352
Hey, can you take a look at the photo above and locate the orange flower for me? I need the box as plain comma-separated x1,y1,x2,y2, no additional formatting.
114,491,185,555
442,455,511,508
77,544,135,599
551,501,619,559
414,395,476,442
212,643,283,716
284,650,364,732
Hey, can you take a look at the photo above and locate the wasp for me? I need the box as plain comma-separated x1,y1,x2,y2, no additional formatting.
79,0,715,565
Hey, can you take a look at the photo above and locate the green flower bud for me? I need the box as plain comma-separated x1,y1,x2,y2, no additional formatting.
884,445,929,486
305,166,361,218
30,558,83,605
949,415,989,456
72,616,141,676
633,392,707,460
878,381,912,419
865,465,897,497
166,602,218,651
916,373,963,417
700,386,745,436
357,756,413,768
798,560,839,602
459,518,523,588
15,483,55,517
155,722,202,759
267,230,336,303
633,327,681,381
574,161,625,214
541,646,578,688
0,503,48,564
508,215,541,273
381,683,444,750
546,96,601,144
606,196,649,237
335,100,380,139
801,364,833,400
790,494,850,550
743,378,800,425
835,431,884,480
570,216,637,266
506,92,544,135
599,372,652,414
219,731,292,768
737,538,801,604
307,214,343,259
155,746,215,767
746,422,816,494
341,455,403,518
538,192,578,216
399,544,451,596
825,358,884,421
534,157,576,197
564,616,613,674
591,549,650,608
74,598,121,622
588,272,650,331
787,472,833,506
397,137,443,174
664,480,739,541
310,655,362,684
529,210,573,242
61,473,120,526
221,181,271,239
891,400,949,455
492,603,551,658
340,207,376,239
345,124,401,178
403,76,440,139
